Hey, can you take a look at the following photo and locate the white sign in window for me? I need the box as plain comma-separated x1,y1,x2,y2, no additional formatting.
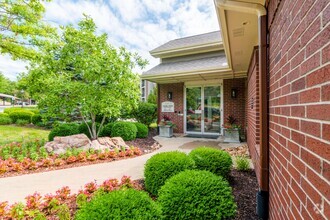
161,101,174,112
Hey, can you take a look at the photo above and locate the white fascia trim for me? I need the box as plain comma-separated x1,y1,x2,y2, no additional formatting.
140,68,232,80
215,0,266,17
214,0,267,72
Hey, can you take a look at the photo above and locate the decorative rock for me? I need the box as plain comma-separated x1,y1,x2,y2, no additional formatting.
45,134,91,154
223,145,249,157
98,137,117,149
111,137,130,150
44,134,132,154
90,140,109,151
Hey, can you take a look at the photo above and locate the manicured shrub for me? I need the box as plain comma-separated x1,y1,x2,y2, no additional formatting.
235,156,250,171
8,110,34,123
0,115,12,125
78,122,100,139
189,147,232,177
99,122,114,137
158,170,237,219
111,122,137,141
16,119,29,126
0,113,8,117
144,151,195,196
133,102,157,126
48,123,80,141
75,189,162,220
135,122,148,138
4,108,38,114
32,114,42,125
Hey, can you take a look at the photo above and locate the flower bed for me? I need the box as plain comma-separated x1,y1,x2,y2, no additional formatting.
0,176,143,219
0,140,142,178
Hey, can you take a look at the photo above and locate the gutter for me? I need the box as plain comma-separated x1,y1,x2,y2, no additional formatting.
215,0,269,219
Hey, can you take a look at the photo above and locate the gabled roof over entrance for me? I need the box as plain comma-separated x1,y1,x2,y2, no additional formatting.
150,31,223,58
141,31,238,84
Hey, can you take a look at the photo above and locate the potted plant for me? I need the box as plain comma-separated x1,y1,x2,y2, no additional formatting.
158,115,176,137
223,115,241,143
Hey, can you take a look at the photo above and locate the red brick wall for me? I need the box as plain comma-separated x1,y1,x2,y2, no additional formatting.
223,78,246,134
247,48,261,185
268,0,330,219
158,83,184,133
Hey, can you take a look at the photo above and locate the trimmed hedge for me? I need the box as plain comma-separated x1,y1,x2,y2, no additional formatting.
189,147,233,178
158,170,237,219
75,189,162,220
0,113,9,117
48,123,80,141
4,108,38,114
16,119,29,126
32,114,42,125
111,122,137,141
144,151,195,196
0,116,12,125
99,122,114,137
78,122,100,139
133,102,157,126
8,110,34,123
135,122,148,138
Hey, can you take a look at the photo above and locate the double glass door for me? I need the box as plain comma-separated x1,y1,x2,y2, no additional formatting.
185,86,222,135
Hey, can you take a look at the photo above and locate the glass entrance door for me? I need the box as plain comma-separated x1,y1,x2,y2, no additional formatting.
185,86,221,134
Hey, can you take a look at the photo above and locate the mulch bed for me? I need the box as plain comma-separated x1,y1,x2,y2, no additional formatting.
229,169,261,220
0,129,160,179
126,128,158,152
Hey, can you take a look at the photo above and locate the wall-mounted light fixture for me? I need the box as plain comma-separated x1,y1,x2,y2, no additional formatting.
167,92,173,100
231,88,238,99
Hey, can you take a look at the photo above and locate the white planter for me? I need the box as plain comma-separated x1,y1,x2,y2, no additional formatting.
223,128,241,143
159,125,173,138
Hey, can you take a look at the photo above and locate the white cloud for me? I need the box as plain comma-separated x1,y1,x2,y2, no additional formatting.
0,0,219,80
0,55,29,81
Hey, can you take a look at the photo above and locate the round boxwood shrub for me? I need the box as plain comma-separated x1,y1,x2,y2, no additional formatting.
75,189,162,220
99,122,114,137
31,114,42,125
135,122,148,138
158,170,237,219
189,147,233,178
0,115,12,125
144,151,195,196
8,110,34,123
48,123,80,141
111,122,137,141
78,122,100,139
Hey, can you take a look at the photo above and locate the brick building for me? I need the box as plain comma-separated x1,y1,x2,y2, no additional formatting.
142,0,329,219
142,31,246,136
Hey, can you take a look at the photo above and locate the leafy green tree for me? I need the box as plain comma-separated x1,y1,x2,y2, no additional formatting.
0,0,54,60
0,72,16,95
147,85,157,104
27,16,147,140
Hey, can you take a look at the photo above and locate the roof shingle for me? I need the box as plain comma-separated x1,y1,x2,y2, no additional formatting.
150,31,222,54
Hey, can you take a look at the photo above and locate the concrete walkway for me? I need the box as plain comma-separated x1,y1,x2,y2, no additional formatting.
0,136,220,204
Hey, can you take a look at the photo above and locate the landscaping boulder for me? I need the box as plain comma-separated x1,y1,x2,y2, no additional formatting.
45,134,130,154
45,134,91,154
111,137,130,150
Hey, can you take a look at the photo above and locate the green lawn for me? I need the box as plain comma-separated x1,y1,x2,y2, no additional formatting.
0,125,50,146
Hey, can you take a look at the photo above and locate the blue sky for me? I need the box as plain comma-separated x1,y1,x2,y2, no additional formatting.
0,0,219,81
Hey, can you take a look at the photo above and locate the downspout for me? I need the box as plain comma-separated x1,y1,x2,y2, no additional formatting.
215,1,269,219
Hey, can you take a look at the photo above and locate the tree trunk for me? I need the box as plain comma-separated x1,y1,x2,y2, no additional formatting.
91,114,97,140
79,110,93,140
97,116,106,137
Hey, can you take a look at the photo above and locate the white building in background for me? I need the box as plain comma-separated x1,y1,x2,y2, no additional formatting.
140,79,156,102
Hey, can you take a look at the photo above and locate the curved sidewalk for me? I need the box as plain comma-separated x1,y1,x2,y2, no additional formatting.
0,136,210,204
